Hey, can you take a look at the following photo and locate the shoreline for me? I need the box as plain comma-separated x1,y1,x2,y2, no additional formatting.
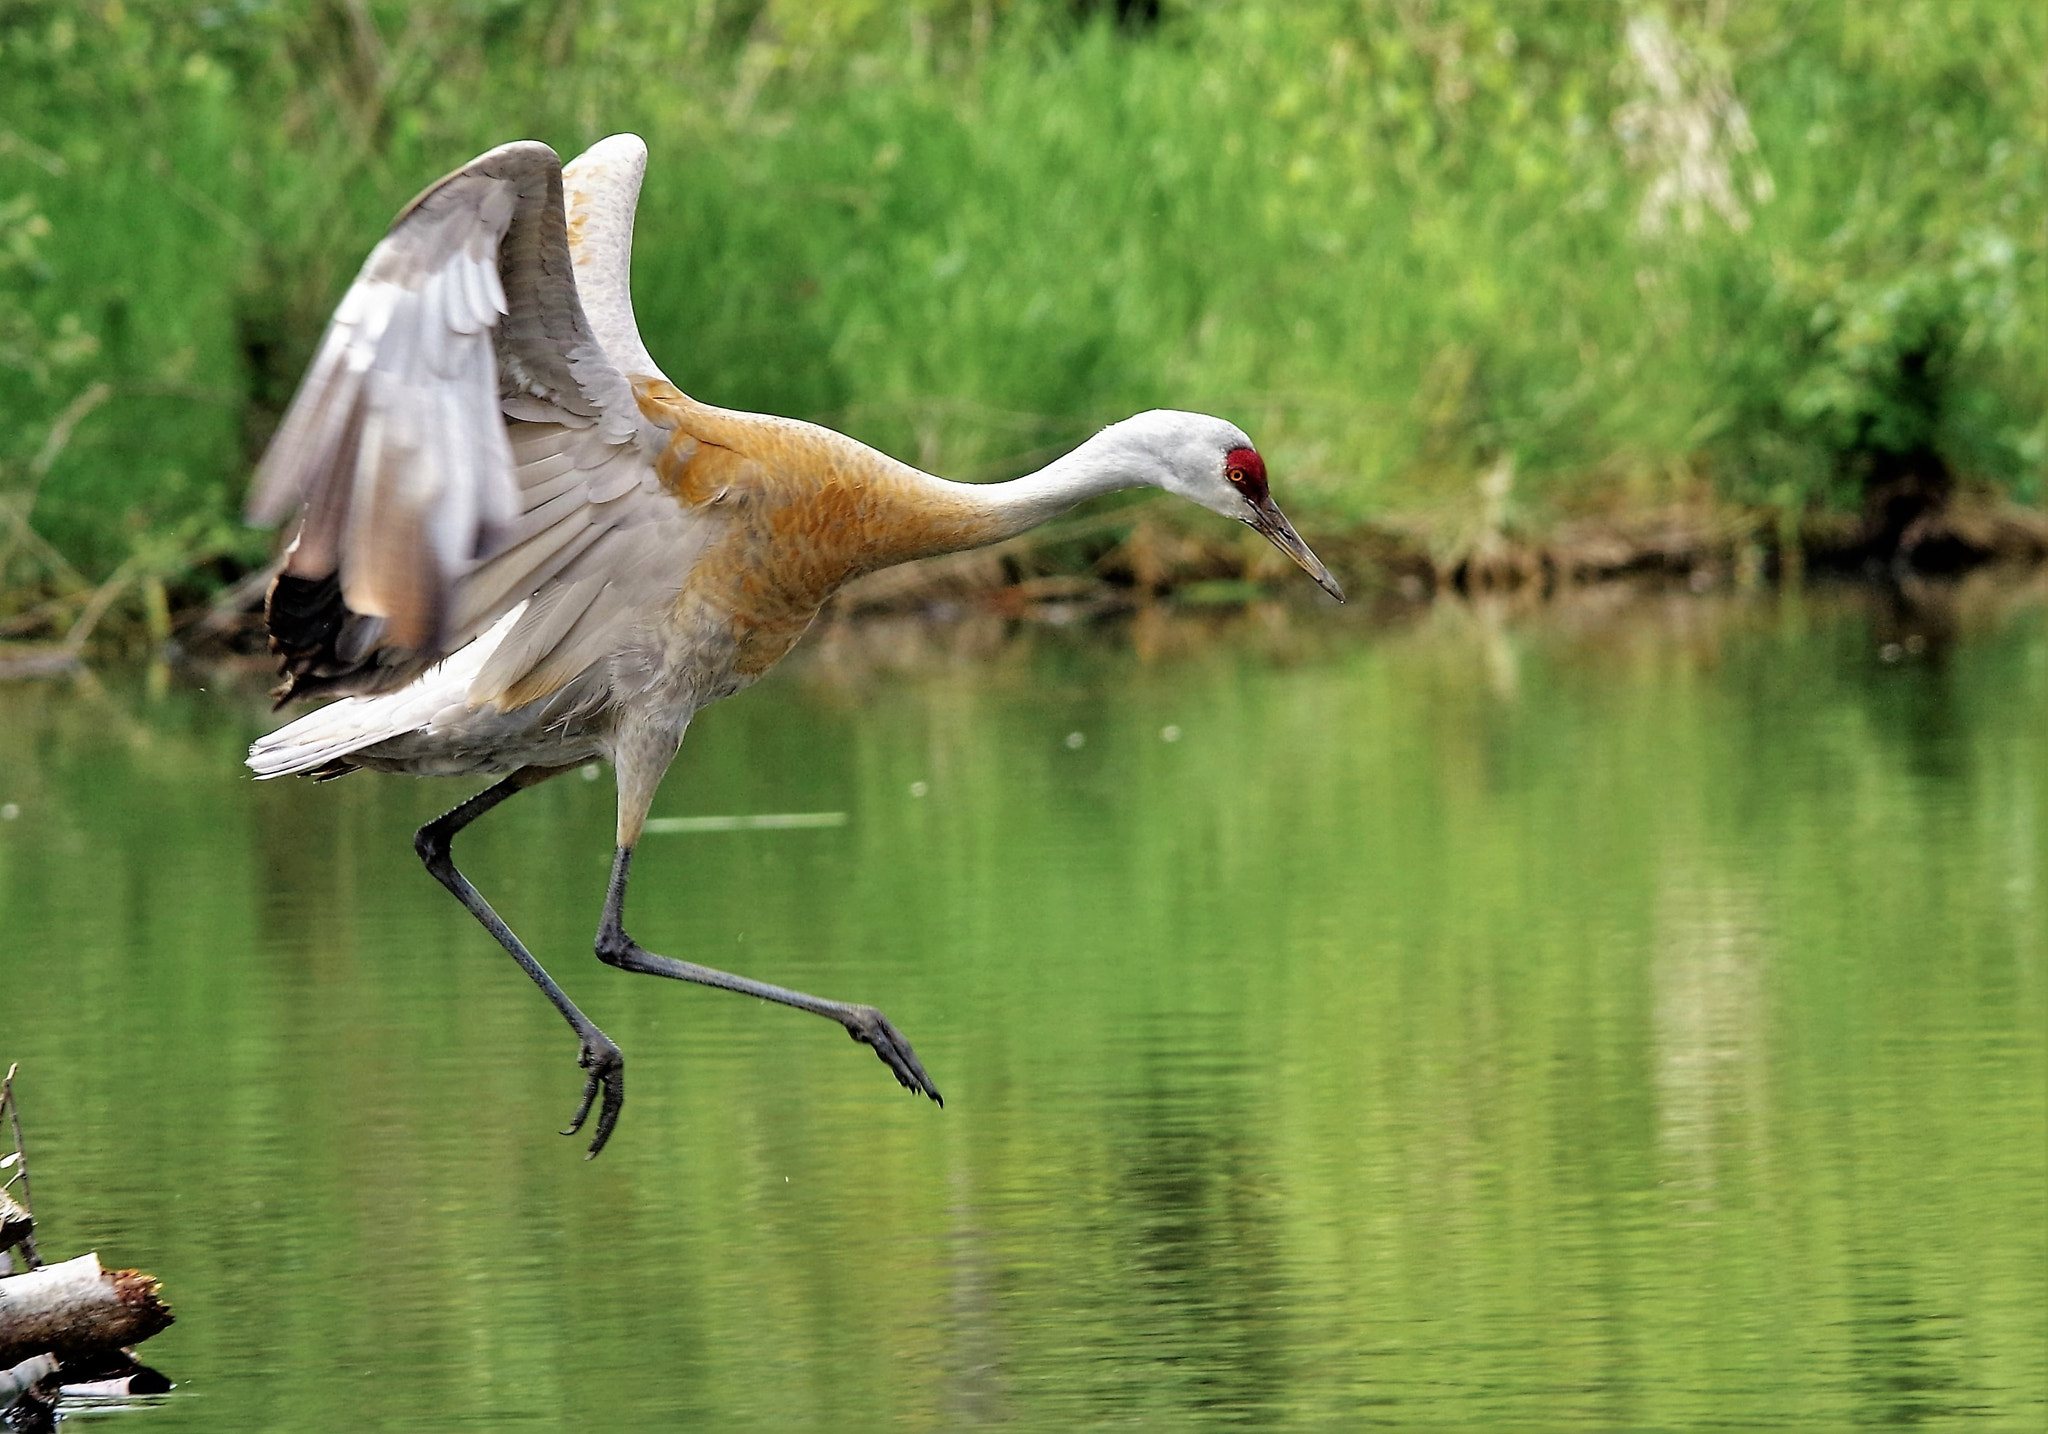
1,494,2043,679
827,491,2048,618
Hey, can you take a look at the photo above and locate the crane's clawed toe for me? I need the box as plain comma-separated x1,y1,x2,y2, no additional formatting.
841,1005,943,1106
562,1031,625,1158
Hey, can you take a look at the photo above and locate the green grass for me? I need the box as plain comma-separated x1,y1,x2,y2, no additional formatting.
1,0,2042,599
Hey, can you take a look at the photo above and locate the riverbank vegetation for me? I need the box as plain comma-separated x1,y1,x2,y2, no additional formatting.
1,0,2042,646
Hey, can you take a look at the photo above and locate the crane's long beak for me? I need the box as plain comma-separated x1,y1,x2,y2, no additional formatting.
1246,496,1345,602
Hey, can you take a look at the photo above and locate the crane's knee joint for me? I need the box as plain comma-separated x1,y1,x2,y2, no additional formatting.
594,921,631,968
413,821,453,874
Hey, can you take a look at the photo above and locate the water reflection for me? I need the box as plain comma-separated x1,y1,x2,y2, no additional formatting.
1846,1264,1972,1426
939,1160,1006,1429
1102,1020,1287,1425
1652,865,1772,1213
0,576,2041,1432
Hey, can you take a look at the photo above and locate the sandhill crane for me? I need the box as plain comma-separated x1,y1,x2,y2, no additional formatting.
246,135,1342,1156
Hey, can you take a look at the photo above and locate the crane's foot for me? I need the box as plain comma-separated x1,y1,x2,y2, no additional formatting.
561,1030,625,1158
840,1005,943,1106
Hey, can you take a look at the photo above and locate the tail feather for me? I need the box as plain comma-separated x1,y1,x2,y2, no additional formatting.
248,695,391,778
248,604,525,778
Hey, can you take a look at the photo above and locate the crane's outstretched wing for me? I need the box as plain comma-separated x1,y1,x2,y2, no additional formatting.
249,134,704,706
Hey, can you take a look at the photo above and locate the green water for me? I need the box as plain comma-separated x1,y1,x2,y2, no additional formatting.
1,584,2043,1431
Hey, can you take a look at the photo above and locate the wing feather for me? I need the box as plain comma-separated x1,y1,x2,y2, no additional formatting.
496,576,637,710
585,462,644,504
459,519,602,621
478,517,708,711
514,448,583,487
249,135,700,707
517,468,592,510
510,426,577,463
469,575,606,702
440,422,700,701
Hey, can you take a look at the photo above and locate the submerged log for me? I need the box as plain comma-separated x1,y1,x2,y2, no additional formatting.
0,1254,172,1368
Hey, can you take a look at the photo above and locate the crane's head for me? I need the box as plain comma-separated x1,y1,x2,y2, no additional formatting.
1111,410,1344,602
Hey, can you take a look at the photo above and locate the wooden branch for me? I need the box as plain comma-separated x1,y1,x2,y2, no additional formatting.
0,1254,173,1367
0,1065,37,1270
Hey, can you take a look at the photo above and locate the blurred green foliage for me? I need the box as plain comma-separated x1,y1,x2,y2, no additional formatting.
0,0,2041,586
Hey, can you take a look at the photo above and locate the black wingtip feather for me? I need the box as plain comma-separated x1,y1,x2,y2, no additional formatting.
264,569,426,705
265,570,346,706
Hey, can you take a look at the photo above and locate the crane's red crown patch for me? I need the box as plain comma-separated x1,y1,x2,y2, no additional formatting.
1224,446,1269,505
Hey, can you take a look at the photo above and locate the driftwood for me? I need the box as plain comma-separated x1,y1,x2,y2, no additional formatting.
0,1253,173,1368
0,1069,173,1426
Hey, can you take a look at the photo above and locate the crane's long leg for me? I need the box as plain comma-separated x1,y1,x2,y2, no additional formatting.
413,766,627,1156
594,846,943,1106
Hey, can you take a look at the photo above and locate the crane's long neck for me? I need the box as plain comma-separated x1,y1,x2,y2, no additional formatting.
955,429,1154,545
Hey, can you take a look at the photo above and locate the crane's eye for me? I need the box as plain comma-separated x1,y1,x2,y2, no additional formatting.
1222,445,1269,503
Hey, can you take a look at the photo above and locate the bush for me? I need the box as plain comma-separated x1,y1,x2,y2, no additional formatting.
0,0,2040,590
